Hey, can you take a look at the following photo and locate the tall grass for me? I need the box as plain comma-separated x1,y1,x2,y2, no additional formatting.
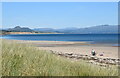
2,39,118,76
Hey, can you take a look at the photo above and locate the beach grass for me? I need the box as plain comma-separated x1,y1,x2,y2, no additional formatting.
2,39,118,76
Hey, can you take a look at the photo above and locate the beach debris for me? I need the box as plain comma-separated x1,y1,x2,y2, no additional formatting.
99,52,104,56
67,52,73,55
49,50,120,66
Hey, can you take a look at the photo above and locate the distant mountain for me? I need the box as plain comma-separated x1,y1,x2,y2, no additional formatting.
56,25,118,34
33,25,118,34
7,26,33,32
33,28,55,33
2,25,118,34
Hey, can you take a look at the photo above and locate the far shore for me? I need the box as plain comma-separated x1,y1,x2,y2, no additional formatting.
0,32,64,35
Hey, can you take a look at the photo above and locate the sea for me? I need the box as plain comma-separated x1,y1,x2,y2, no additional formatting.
1,34,119,46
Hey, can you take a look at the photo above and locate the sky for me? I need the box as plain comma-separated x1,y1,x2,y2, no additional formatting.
2,2,118,29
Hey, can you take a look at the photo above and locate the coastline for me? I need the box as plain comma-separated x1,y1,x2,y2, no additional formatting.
7,39,118,59
0,32,64,35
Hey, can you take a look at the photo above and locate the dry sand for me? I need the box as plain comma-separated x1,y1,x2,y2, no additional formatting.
15,40,118,59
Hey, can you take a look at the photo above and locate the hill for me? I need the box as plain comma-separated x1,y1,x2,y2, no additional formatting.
7,26,33,32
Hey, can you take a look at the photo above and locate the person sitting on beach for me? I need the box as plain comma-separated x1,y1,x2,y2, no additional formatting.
91,49,96,56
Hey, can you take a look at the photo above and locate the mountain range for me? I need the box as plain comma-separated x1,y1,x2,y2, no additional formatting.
2,25,119,34
33,25,118,34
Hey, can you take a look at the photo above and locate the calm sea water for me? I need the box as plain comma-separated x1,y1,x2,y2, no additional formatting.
1,34,119,46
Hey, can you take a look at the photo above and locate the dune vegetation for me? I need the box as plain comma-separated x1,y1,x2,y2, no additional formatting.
2,39,118,76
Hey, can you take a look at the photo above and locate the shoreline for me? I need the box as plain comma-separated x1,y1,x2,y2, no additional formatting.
2,39,119,66
3,39,119,47
6,39,118,59
0,32,64,35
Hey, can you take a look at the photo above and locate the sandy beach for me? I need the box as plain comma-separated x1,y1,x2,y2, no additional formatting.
15,40,118,59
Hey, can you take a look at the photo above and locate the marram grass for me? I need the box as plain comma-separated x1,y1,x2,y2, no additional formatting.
2,39,118,76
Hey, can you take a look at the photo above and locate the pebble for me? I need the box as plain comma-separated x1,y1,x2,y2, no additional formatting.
50,50,120,66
